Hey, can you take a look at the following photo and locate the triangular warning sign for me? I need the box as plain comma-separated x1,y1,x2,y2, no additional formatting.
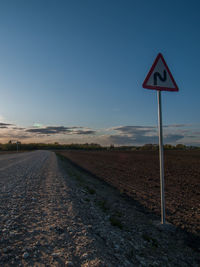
143,53,179,91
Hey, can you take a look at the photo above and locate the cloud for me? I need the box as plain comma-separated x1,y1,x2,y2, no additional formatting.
72,130,96,135
0,122,13,128
107,125,185,145
26,126,96,135
0,120,199,146
27,126,70,135
107,134,158,145
163,124,189,128
111,125,156,136
163,134,184,143
111,125,156,131
12,127,25,130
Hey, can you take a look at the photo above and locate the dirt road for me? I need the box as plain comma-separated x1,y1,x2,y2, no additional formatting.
0,151,199,266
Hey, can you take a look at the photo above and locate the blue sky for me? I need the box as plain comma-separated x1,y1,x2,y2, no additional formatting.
0,0,199,145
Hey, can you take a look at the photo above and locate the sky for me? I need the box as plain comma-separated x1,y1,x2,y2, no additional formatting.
0,0,200,146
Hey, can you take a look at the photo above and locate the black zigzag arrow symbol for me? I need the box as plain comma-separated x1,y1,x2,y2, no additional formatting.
154,70,167,86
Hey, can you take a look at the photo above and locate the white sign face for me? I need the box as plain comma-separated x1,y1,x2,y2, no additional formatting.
143,53,178,91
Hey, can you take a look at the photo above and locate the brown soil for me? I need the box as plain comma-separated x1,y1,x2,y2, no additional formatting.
58,150,200,237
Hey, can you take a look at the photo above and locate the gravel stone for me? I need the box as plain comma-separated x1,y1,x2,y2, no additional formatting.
0,151,199,266
3,248,8,253
22,252,29,259
65,260,74,266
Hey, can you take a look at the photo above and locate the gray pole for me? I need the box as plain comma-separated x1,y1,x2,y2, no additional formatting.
157,90,165,224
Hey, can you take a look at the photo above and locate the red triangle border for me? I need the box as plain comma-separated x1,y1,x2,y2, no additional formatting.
142,53,179,92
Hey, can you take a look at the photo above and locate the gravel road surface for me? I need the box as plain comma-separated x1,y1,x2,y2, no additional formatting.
0,151,199,266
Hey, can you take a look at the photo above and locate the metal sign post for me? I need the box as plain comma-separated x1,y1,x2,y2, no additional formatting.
142,53,179,224
157,90,165,224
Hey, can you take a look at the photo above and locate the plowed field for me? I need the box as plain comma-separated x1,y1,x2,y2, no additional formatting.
58,150,200,237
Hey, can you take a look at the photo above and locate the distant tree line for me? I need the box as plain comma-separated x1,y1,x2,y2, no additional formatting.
109,143,199,151
0,141,199,152
0,142,104,151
